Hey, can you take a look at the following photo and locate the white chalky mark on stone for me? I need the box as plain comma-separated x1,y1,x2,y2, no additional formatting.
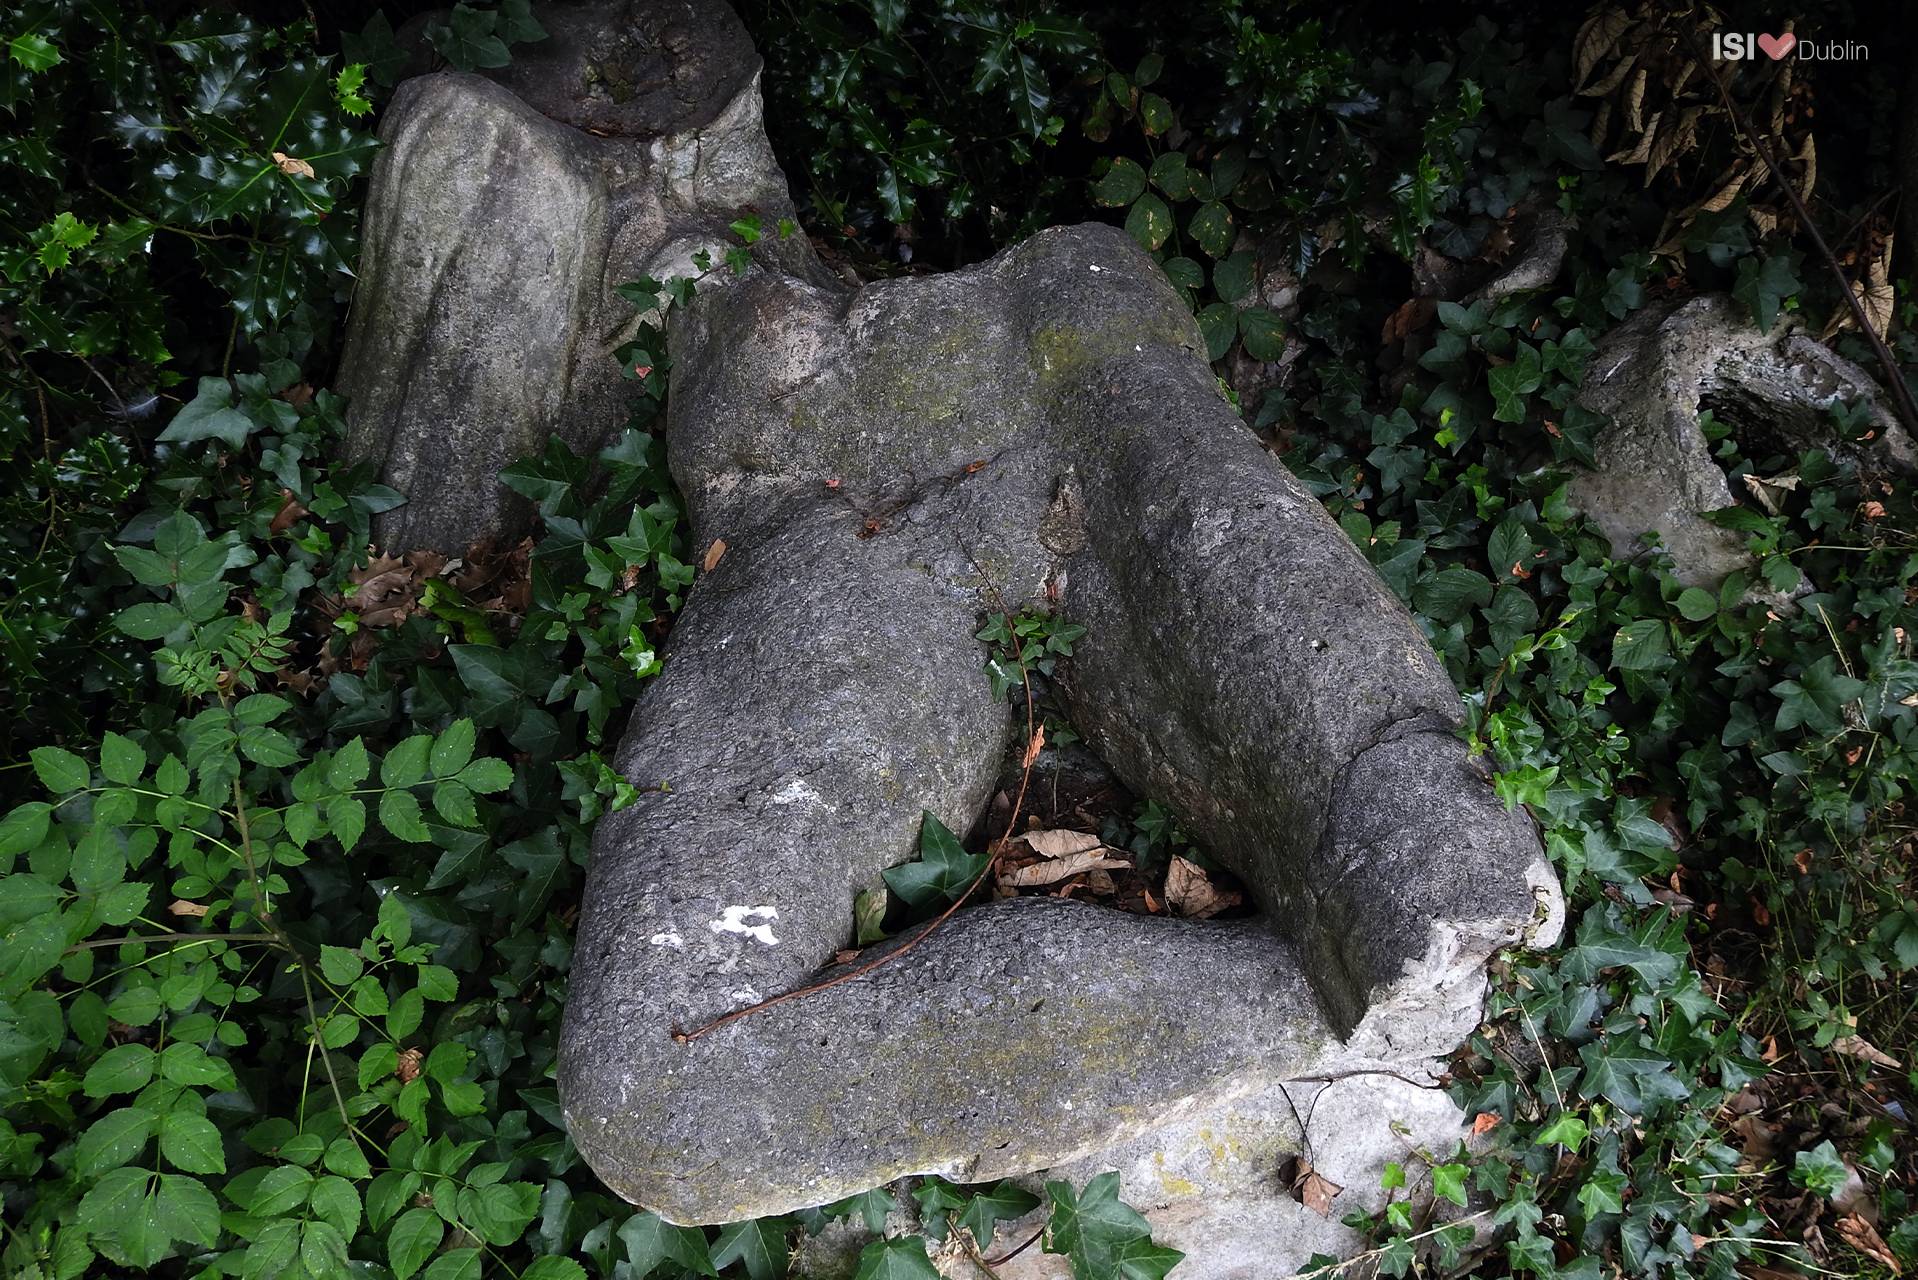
770,778,826,809
730,986,762,1006
649,931,684,948
710,904,780,944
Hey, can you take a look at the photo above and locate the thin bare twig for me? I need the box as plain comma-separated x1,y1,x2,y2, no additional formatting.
67,930,276,952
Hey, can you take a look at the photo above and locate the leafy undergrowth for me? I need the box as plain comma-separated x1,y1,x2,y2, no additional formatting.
3,3,1916,1280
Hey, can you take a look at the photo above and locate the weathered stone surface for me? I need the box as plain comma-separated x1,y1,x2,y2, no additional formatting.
347,1,1565,1258
336,0,812,552
559,223,1562,1225
789,1075,1479,1280
1568,294,1916,587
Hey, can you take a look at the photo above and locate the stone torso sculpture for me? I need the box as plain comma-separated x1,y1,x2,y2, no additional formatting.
337,0,1564,1265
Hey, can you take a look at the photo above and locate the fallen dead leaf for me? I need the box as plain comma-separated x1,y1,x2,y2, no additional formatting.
1018,829,1104,859
1742,470,1800,516
269,489,309,536
1000,850,1131,888
1729,1112,1779,1162
1831,1034,1902,1069
168,899,209,918
1836,1213,1901,1273
1291,1158,1342,1217
272,150,316,179
1165,855,1242,919
702,538,727,572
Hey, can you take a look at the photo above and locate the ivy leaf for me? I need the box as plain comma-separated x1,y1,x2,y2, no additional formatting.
710,1217,790,1280
159,378,259,449
883,812,987,906
1108,1236,1184,1280
1791,1141,1849,1198
458,1181,540,1246
959,1180,1040,1246
496,0,547,44
1675,587,1716,621
428,5,511,71
828,1187,896,1233
1045,1174,1155,1280
621,1210,717,1280
1732,252,1801,334
851,1236,940,1280
1577,1166,1627,1218
523,1261,588,1280
1533,1112,1589,1149
1489,344,1543,422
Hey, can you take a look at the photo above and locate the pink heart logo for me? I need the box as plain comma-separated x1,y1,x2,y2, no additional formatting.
1756,32,1797,59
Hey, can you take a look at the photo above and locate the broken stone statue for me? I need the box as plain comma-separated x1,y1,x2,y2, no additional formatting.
1569,294,1916,589
335,2,1565,1274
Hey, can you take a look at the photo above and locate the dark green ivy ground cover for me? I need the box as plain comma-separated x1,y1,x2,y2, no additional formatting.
1,1,1913,1278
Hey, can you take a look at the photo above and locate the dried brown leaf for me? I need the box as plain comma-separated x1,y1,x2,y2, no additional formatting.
1742,470,1800,516
1645,105,1703,186
1018,829,1105,859
1300,1169,1341,1217
272,150,316,179
1624,66,1649,134
1836,1213,1902,1273
1830,1034,1902,1069
1574,6,1633,88
1609,110,1661,167
268,490,308,536
1796,134,1817,203
1165,855,1242,919
1001,850,1130,888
